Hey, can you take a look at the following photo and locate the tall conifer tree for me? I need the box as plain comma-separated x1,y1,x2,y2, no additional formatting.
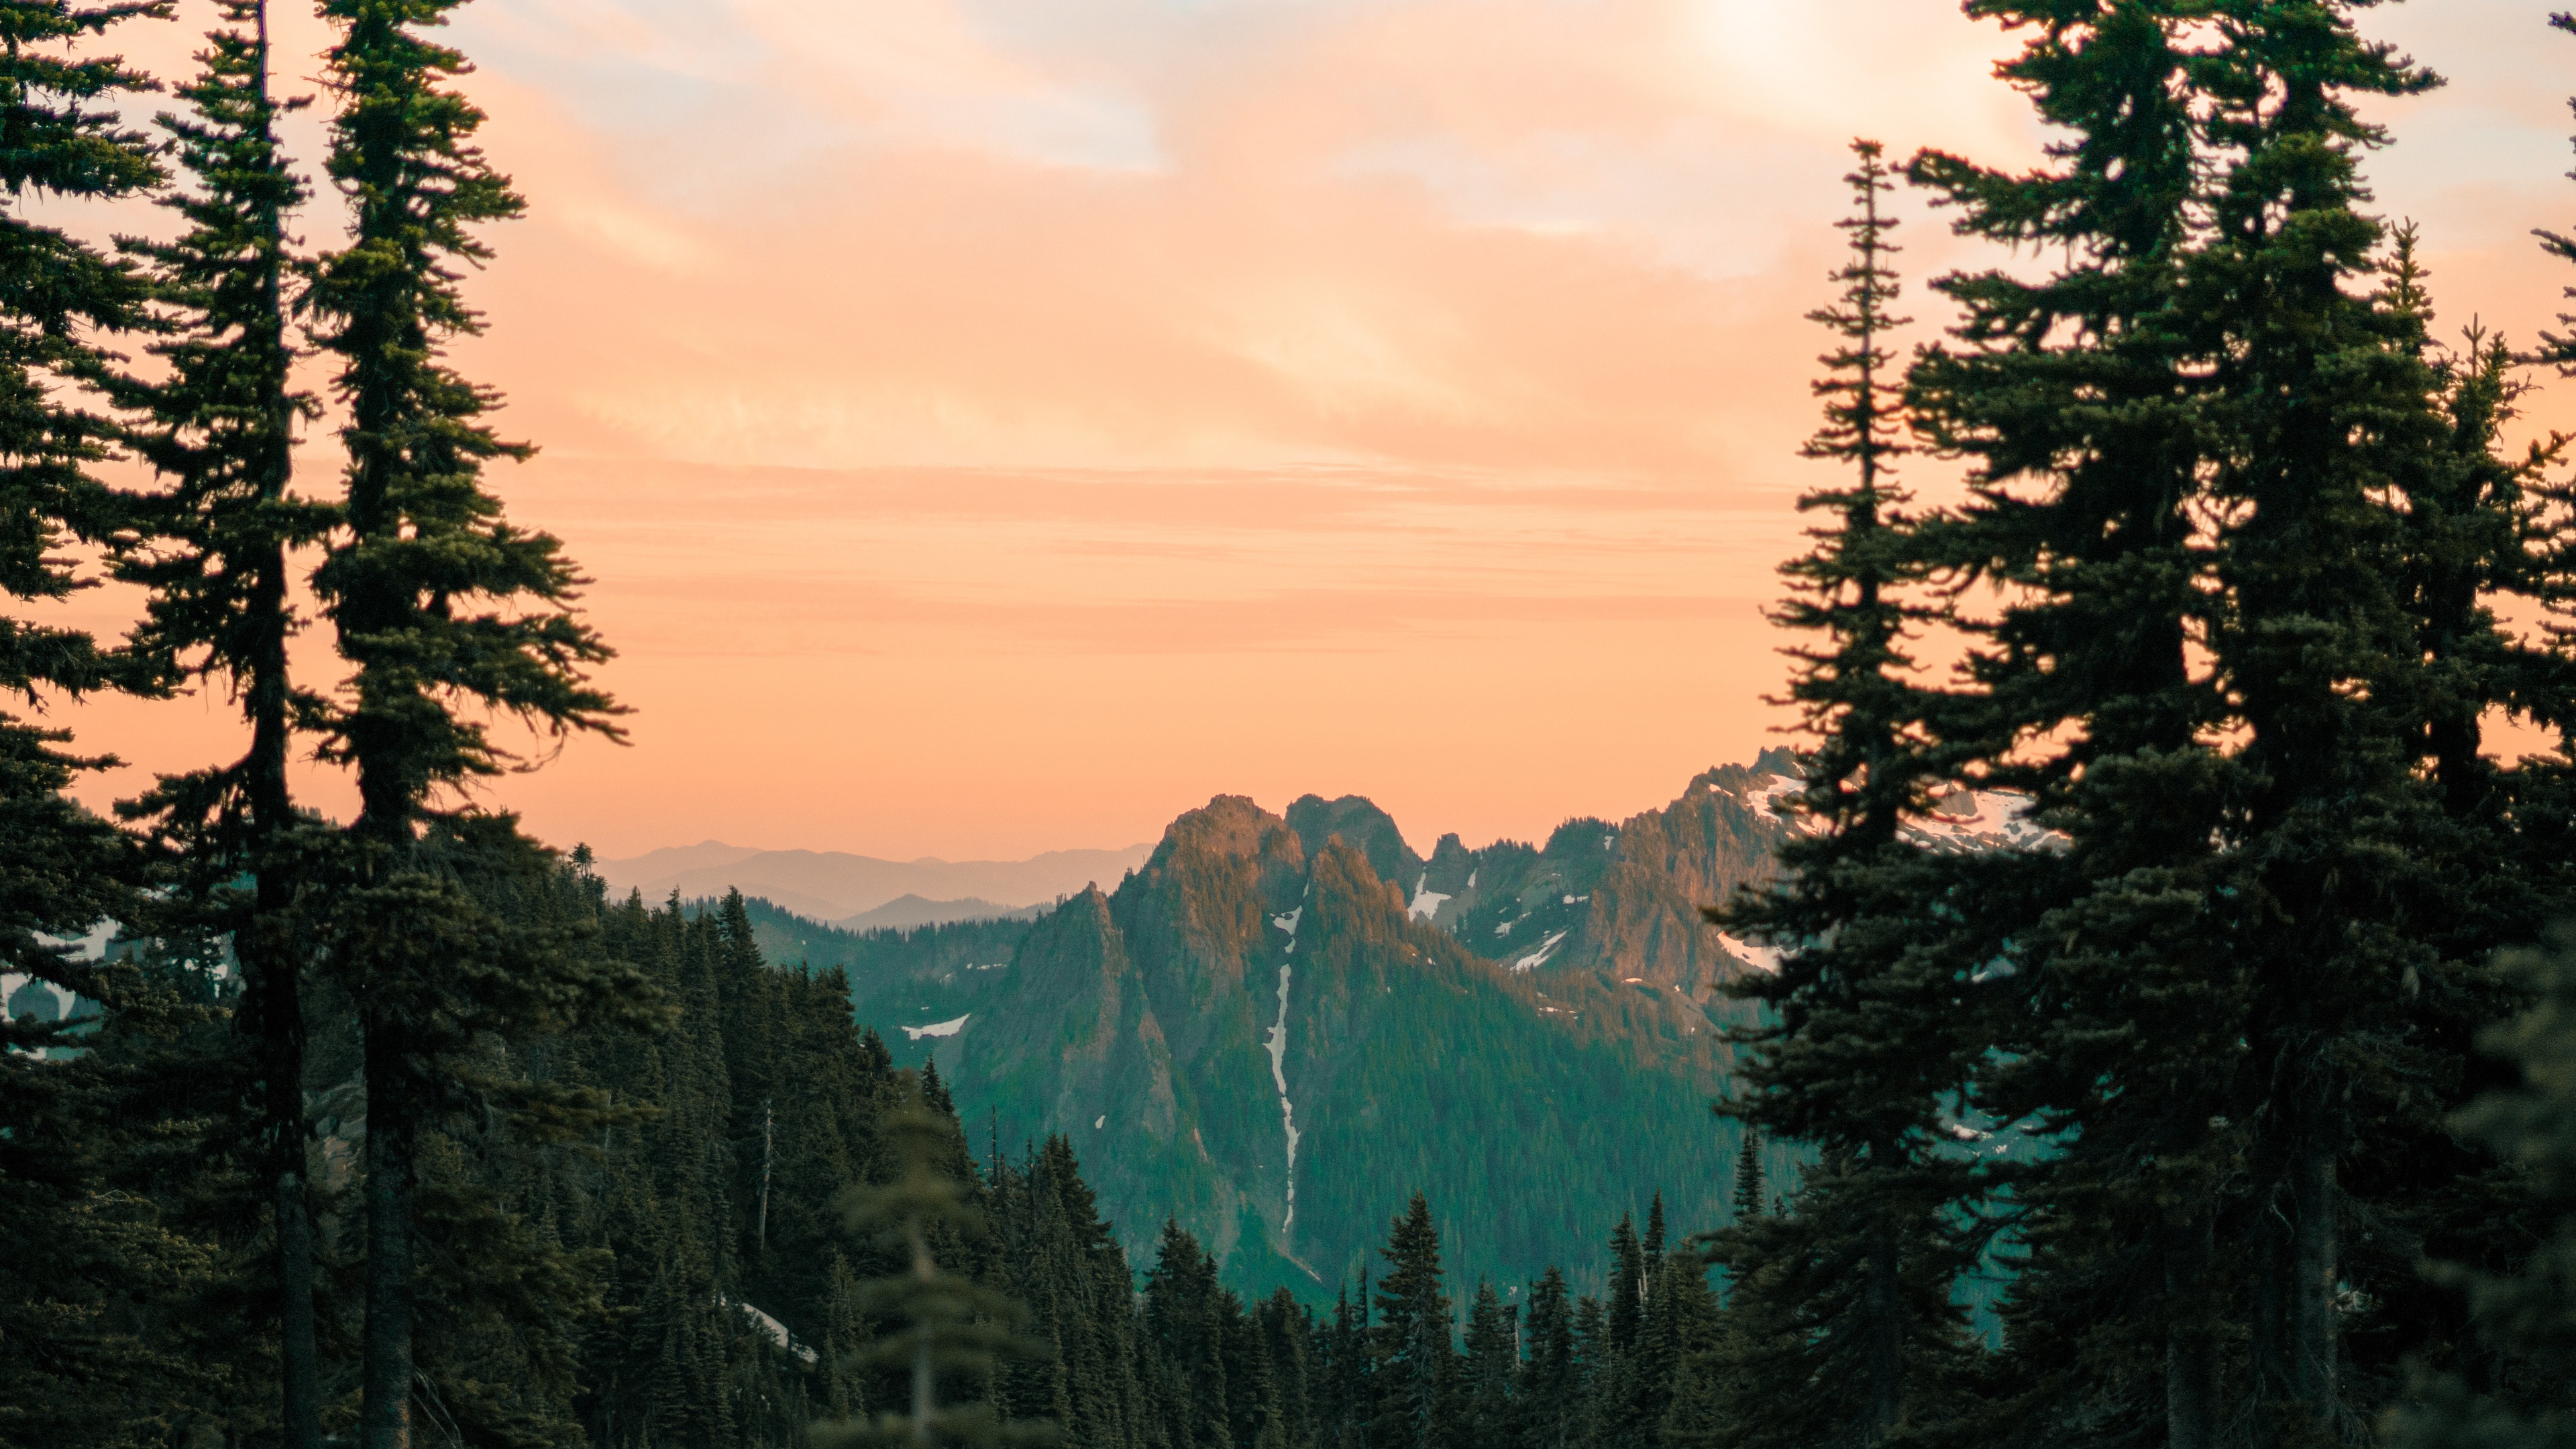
1371,1193,1456,1449
1708,138,1976,1445
1896,2,2574,1442
304,0,623,1441
110,5,329,1440
0,4,174,1440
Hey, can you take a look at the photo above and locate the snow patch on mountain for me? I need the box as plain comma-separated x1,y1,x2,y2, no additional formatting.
902,1015,970,1040
1263,960,1303,1230
1717,932,1782,973
1512,930,1570,972
1729,771,2055,855
1907,788,2057,853
722,1297,817,1364
1407,873,1450,921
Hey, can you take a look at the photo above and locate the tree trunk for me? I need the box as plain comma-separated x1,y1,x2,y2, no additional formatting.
266,934,320,1449
360,1017,416,1449
2289,1126,2339,1426
2164,1218,2215,1449
1864,1218,1903,1440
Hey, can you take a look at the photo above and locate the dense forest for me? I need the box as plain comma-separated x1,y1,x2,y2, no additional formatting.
9,1,2576,1448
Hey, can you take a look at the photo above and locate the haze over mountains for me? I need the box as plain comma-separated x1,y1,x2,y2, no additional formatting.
594,839,1155,926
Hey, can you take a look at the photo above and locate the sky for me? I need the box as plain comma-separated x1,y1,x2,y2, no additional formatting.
37,0,2576,862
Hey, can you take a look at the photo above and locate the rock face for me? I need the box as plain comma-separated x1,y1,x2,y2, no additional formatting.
808,753,2053,1298
879,765,1842,1301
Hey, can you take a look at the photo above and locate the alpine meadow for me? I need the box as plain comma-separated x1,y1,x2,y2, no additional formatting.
11,3,2576,1449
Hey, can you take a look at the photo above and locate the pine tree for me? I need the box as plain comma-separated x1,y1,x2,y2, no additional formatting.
1893,3,2575,1442
0,5,194,1444
1727,1132,1762,1225
1516,1268,1577,1449
2383,930,2576,1446
1460,1281,1517,1449
303,0,625,1440
1320,1277,1371,1449
1707,138,1977,1446
1144,1220,1234,1449
1258,1289,1319,1449
816,1092,1051,1448
1647,1253,1721,1449
1371,1194,1456,1449
107,4,331,1440
1898,5,2237,1440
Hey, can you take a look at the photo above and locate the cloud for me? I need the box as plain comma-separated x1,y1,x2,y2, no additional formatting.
50,0,2576,861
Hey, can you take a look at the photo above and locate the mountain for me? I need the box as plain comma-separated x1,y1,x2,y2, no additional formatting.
900,797,1752,1302
592,840,1154,920
739,749,2045,1302
832,894,1042,932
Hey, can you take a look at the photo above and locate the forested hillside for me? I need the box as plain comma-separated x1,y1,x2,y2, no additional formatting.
712,751,2040,1309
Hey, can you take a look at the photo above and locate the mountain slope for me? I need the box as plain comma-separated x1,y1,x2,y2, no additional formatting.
900,794,1748,1301
733,754,2049,1302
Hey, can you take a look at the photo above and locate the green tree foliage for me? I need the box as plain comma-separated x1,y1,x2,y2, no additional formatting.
301,0,624,1440
2385,932,2576,1447
107,3,335,1440
1370,1193,1458,1449
1706,137,1978,1446
1710,4,2576,1448
0,4,197,1444
815,1095,1051,1449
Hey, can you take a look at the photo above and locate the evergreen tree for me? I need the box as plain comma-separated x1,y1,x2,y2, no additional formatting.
816,1092,1051,1448
0,5,191,1444
1892,3,2570,1443
1460,1281,1517,1449
1258,1289,1318,1449
108,4,332,1440
1516,1268,1577,1449
1898,5,2237,1440
1371,1194,1456,1449
1727,1132,1762,1225
303,0,625,1440
2383,931,2576,1446
1707,137,1978,1446
1647,1252,1722,1449
1320,1277,1371,1449
1145,1220,1235,1449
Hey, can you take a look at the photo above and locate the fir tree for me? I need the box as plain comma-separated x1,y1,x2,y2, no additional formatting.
303,0,624,1440
107,4,331,1440
1900,5,2237,1440
0,4,187,1443
1894,3,2572,1442
1727,1132,1762,1225
2383,930,2576,1446
1460,1282,1517,1449
816,1092,1051,1448
1516,1268,1577,1449
1707,137,1976,1446
1371,1194,1456,1449
1144,1220,1234,1449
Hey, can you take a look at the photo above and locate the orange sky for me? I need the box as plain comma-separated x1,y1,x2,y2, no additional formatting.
36,0,2576,861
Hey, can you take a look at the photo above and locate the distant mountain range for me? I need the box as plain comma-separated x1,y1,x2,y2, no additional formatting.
682,750,2045,1300
592,840,1154,924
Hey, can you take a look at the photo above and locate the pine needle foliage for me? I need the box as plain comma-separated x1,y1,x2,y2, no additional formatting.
2383,929,2576,1448
106,6,333,1439
302,3,628,1440
817,1094,1055,1449
1706,138,1980,1448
